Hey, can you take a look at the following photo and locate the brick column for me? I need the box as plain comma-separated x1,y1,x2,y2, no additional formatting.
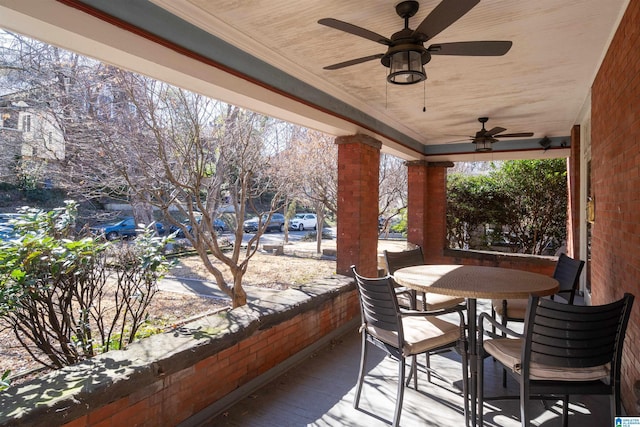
567,125,581,258
406,161,428,251
406,161,452,263
335,134,381,276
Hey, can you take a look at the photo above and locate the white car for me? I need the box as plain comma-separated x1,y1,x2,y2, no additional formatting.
289,213,317,231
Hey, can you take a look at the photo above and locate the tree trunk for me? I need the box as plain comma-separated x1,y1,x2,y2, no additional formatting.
232,272,247,308
131,199,155,230
315,202,324,255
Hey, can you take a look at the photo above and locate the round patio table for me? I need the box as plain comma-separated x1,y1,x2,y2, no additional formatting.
393,264,559,427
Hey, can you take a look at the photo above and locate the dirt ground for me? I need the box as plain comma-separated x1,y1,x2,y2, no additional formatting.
0,239,407,385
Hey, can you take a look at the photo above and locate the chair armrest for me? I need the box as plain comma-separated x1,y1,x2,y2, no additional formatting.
478,312,522,339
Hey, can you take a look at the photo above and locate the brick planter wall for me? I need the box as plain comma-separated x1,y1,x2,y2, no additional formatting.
0,276,357,427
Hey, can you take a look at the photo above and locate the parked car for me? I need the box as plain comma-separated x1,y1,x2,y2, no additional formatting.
92,217,165,240
0,213,20,223
0,213,19,239
243,213,285,233
169,217,225,237
289,213,317,231
0,223,17,241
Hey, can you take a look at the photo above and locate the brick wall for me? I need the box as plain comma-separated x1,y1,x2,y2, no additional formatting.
336,135,381,276
591,0,640,414
567,125,580,257
425,165,450,263
407,161,452,263
0,276,357,426
407,161,428,249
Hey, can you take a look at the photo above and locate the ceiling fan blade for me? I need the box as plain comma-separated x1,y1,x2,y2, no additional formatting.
485,126,507,136
323,54,384,70
495,132,535,138
428,41,513,56
318,18,392,46
412,0,480,41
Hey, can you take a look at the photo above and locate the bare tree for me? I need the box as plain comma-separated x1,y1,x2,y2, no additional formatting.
1,32,292,307
274,128,337,254
378,154,407,235
102,72,286,307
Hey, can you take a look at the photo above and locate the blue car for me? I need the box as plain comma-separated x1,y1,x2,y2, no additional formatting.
0,223,17,241
92,217,165,241
169,217,225,238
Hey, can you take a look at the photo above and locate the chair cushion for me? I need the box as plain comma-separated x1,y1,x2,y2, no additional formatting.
368,316,460,356
395,290,464,311
484,338,611,381
424,294,465,311
396,292,414,309
492,298,528,319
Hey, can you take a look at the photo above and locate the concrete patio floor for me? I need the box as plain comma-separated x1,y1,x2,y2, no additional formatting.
197,300,612,427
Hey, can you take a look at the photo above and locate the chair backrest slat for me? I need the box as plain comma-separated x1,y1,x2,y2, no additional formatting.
383,247,424,275
523,294,634,371
552,253,585,304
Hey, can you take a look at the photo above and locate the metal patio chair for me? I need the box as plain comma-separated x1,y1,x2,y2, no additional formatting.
491,253,585,386
478,293,634,427
351,266,468,427
384,246,465,311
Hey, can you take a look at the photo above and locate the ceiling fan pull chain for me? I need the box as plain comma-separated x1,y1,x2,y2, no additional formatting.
423,80,426,112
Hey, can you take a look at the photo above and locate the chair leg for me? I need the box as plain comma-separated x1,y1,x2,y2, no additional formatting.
460,339,469,426
562,395,569,427
491,306,497,336
610,381,621,424
477,339,484,427
426,352,432,383
405,355,418,389
393,356,406,427
501,311,508,388
519,375,530,427
353,333,368,409
413,355,419,389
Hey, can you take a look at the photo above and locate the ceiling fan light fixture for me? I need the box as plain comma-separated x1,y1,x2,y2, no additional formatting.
386,48,427,85
474,140,493,152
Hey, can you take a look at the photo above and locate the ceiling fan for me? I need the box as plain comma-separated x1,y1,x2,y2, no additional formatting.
468,117,534,151
318,0,512,85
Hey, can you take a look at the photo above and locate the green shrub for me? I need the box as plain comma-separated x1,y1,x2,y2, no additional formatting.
0,201,175,369
0,370,10,391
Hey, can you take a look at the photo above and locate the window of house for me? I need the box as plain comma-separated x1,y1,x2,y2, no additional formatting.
22,114,31,132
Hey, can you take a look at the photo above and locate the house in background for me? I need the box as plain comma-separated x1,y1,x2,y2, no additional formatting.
0,93,65,187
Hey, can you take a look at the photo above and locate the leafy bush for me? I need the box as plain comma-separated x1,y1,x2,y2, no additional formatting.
390,208,407,235
0,370,10,391
0,201,175,369
447,159,567,254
